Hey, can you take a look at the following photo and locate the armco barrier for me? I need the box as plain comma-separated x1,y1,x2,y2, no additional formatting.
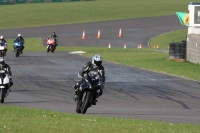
34,0,43,3
0,0,80,4
26,0,34,3
52,0,62,2
0,0,10,4
16,0,25,3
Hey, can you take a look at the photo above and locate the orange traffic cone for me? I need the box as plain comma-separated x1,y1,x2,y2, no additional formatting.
138,44,142,49
119,28,122,37
156,44,159,49
124,43,127,49
97,29,101,39
82,30,86,40
108,43,111,48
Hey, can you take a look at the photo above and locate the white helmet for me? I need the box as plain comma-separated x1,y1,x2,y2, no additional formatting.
0,36,4,39
18,34,21,37
92,55,102,68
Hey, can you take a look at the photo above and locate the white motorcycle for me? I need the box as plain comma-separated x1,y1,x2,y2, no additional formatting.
0,68,11,103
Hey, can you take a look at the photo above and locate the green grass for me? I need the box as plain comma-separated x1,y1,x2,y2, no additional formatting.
2,0,200,131
0,0,191,29
149,29,188,50
0,106,199,133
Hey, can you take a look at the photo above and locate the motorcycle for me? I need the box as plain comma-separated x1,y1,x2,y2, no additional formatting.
46,37,56,53
14,41,23,57
76,71,102,114
0,42,7,57
0,66,11,103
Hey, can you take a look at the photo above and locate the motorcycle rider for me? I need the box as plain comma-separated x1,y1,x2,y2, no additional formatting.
14,34,25,53
0,36,6,43
0,36,8,55
49,32,58,45
0,57,13,90
73,55,105,105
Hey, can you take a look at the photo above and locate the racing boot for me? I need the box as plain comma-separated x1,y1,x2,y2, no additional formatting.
92,99,98,105
92,93,98,105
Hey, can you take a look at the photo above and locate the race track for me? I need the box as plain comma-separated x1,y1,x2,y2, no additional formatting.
1,15,200,124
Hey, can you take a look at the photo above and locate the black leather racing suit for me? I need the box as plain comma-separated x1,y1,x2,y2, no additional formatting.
74,61,105,97
50,34,58,45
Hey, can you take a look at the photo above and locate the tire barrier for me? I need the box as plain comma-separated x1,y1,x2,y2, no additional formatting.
169,41,186,61
169,43,175,59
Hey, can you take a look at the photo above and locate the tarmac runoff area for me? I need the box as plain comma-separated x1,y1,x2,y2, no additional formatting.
2,16,200,124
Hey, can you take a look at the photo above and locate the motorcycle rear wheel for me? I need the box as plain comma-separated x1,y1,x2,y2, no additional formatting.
81,91,91,114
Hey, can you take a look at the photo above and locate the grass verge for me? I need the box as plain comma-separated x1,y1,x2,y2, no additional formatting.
0,0,191,29
0,106,199,133
149,29,188,50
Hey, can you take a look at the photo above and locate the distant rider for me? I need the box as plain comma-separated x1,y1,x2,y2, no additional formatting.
49,32,58,46
73,55,105,105
0,36,8,55
14,34,25,53
0,57,13,90
0,36,7,43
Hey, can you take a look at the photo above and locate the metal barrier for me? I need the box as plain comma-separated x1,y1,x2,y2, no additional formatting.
0,0,80,4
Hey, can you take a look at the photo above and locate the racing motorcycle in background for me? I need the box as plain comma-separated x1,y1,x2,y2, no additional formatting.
14,41,23,57
46,37,57,53
0,42,7,57
76,71,103,114
0,65,11,103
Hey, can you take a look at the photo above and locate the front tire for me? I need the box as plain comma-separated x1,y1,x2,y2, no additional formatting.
0,88,5,103
16,49,20,57
47,45,50,53
81,91,91,114
76,100,82,113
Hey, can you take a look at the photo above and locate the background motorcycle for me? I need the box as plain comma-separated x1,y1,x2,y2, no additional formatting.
14,41,23,57
46,37,56,53
76,71,102,114
0,67,10,103
0,42,7,57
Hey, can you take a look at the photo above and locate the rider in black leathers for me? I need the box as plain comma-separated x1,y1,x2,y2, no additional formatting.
50,32,58,45
0,57,13,88
73,55,105,105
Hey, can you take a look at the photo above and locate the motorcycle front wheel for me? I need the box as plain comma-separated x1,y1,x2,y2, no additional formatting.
47,45,50,53
76,100,82,113
81,91,91,114
16,49,20,57
0,88,5,103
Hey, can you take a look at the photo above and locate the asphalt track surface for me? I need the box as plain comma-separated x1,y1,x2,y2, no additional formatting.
1,16,200,124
